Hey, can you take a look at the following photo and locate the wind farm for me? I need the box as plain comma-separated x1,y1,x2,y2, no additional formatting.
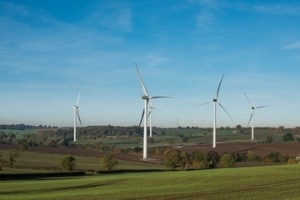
1,1,300,199
1,67,299,199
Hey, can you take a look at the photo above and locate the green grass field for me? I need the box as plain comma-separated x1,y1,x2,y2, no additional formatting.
0,129,35,138
1,164,299,200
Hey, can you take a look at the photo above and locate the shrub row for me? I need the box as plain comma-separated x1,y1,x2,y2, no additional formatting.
163,149,298,170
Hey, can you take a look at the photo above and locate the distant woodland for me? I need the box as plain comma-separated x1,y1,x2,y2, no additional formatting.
0,124,299,151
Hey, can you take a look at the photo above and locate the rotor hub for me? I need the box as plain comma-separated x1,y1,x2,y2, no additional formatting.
142,95,149,100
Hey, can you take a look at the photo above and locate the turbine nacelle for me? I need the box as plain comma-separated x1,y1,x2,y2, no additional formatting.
142,96,149,100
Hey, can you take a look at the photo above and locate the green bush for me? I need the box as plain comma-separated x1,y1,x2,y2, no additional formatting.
190,151,209,169
60,155,76,171
296,156,300,164
164,149,180,169
280,155,289,163
283,133,294,142
101,154,118,171
264,152,281,163
133,146,142,153
8,150,19,167
231,152,247,162
220,153,235,168
0,154,7,170
287,157,298,164
207,151,220,169
178,151,189,169
155,147,162,155
164,149,189,169
265,135,273,143
246,151,261,162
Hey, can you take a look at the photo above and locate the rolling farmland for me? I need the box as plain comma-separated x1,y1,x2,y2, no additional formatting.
0,164,299,200
1,126,299,199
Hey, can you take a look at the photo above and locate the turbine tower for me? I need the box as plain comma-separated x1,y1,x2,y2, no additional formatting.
244,92,267,141
72,92,82,142
136,63,168,160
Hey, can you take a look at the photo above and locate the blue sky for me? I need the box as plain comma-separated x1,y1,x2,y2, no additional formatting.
1,0,300,128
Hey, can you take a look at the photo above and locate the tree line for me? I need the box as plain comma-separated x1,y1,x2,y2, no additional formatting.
163,149,299,170
0,124,56,130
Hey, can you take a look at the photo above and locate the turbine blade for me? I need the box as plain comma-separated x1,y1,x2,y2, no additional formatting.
76,109,82,125
247,113,253,127
243,92,253,107
150,96,171,99
76,92,80,106
256,106,268,109
135,63,149,96
195,101,211,106
218,102,232,120
139,109,144,127
149,101,158,111
149,101,153,108
216,74,224,99
147,110,152,118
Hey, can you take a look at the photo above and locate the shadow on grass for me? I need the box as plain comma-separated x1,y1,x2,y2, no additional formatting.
0,171,85,180
0,168,181,181
97,169,169,174
0,178,127,195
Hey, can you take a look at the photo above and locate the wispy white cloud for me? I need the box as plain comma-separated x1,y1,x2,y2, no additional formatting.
282,41,300,50
0,1,29,17
86,2,132,33
196,9,216,30
223,1,300,16
253,4,300,15
144,54,170,66
193,0,223,31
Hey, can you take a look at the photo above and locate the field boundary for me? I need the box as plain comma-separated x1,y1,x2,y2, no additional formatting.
0,171,85,180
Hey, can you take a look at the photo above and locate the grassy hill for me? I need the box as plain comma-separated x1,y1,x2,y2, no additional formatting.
0,164,299,200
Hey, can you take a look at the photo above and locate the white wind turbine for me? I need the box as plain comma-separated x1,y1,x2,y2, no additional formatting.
148,101,157,138
138,101,156,138
72,93,82,142
244,92,267,141
136,63,168,160
199,74,232,148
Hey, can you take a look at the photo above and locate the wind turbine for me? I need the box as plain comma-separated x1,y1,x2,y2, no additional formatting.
199,74,232,148
138,100,156,138
72,92,82,142
148,101,157,138
244,92,267,141
136,63,168,160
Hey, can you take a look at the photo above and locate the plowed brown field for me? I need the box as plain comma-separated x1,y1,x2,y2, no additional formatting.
1,141,299,163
